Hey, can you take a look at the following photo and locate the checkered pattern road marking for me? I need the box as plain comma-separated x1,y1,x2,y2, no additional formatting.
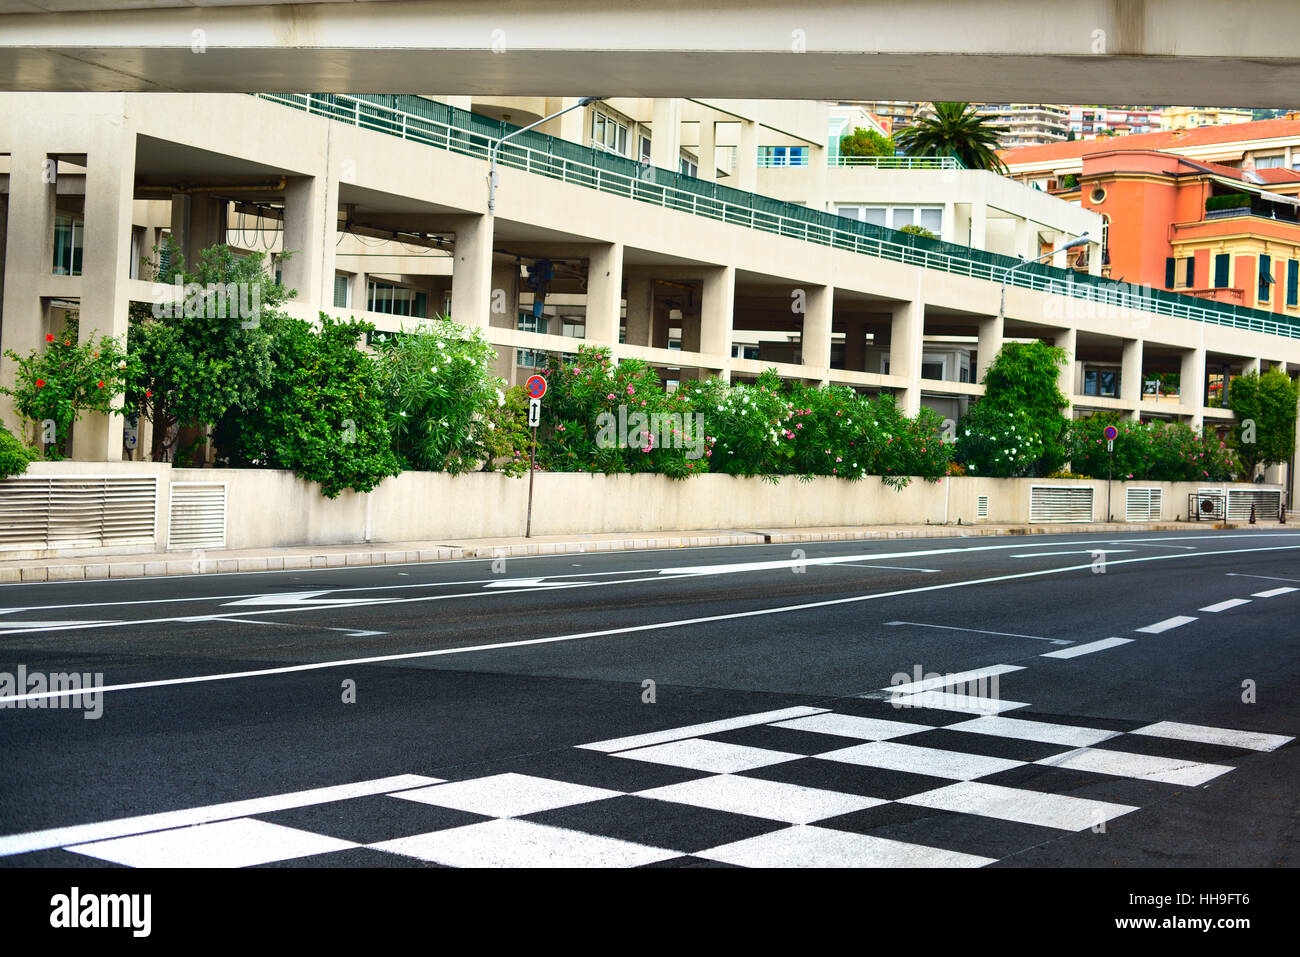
3,703,1292,868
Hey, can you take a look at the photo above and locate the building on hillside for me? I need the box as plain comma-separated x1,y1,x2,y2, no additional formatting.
838,101,925,131
1161,106,1255,131
974,104,1070,149
1068,106,1163,140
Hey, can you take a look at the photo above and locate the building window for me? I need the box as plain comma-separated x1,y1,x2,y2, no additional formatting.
333,273,351,309
1185,256,1195,288
679,155,698,178
561,319,585,339
1084,368,1119,398
367,278,427,317
1214,253,1230,288
1255,155,1285,169
1288,260,1299,306
517,311,543,334
639,135,652,164
1165,257,1176,289
1259,254,1272,302
758,146,809,167
592,111,629,155
52,214,84,276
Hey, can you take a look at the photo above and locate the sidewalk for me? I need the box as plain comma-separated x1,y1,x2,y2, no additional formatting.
1,519,1287,583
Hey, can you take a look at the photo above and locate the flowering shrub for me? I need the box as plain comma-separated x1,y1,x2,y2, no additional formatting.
376,320,524,475
1,318,135,459
694,370,795,478
0,425,35,479
955,405,1052,477
956,341,1070,477
1066,417,1237,482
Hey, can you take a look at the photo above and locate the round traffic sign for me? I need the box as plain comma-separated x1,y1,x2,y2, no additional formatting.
525,374,548,399
1103,425,1119,441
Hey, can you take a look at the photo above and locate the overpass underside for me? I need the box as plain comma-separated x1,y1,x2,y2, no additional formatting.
1,0,1300,105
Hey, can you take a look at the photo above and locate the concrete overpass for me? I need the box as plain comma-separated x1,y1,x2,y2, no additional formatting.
1,0,1299,104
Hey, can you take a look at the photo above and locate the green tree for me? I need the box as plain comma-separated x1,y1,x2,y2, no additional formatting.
129,241,287,463
214,313,401,499
0,425,36,478
1,316,136,459
1227,368,1300,477
895,102,1008,173
898,224,937,240
956,341,1069,476
839,127,895,159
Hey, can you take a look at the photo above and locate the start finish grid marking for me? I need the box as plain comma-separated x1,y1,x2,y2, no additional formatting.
2,696,1288,869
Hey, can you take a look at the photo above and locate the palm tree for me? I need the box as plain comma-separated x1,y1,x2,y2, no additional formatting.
895,103,1009,173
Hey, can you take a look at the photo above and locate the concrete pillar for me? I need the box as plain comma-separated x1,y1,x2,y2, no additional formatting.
540,97,585,142
0,147,56,436
624,273,654,347
585,242,623,347
488,260,519,382
843,318,867,373
697,119,716,182
1181,346,1206,429
169,193,226,268
1055,327,1077,415
735,118,758,192
700,264,734,367
451,214,494,327
1243,357,1262,376
445,96,472,112
282,169,339,310
1051,231,1069,268
889,278,925,416
1013,216,1032,260
650,99,682,170
976,313,1004,384
1121,338,1143,421
801,284,833,375
73,121,137,461
1087,239,1103,276
969,203,988,250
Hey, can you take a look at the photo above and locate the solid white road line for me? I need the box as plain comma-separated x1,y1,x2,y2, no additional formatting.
1040,637,1134,659
1130,721,1294,752
1251,586,1299,598
576,706,827,753
883,621,1069,644
6,543,1300,705
898,781,1138,831
1036,747,1234,787
1010,550,1134,558
1136,615,1198,634
1198,599,1251,613
1226,573,1300,584
0,773,440,858
837,563,941,573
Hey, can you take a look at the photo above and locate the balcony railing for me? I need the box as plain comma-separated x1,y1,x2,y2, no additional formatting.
256,93,1300,341
829,155,964,170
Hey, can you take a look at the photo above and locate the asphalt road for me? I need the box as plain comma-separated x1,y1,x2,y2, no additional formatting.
0,528,1297,868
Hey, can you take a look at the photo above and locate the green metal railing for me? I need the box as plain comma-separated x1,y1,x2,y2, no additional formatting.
256,93,1300,341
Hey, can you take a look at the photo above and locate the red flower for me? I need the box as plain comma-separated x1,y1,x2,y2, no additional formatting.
63,340,70,346
35,379,45,388
45,334,54,343
97,380,105,389
145,389,152,398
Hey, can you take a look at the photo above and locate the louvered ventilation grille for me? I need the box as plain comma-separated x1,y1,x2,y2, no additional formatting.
1029,486,1094,523
1125,487,1162,522
0,475,157,549
167,483,228,550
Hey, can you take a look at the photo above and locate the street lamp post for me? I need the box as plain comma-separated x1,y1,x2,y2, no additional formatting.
998,232,1091,322
488,96,603,214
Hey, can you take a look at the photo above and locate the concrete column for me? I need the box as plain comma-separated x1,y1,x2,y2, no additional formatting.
969,203,988,250
623,273,654,347
487,260,519,381
169,193,226,268
843,318,867,373
585,242,623,347
700,265,734,367
941,201,957,243
0,147,56,436
1243,357,1262,376
445,96,472,111
73,120,137,461
282,167,339,310
451,214,494,327
1121,338,1143,421
649,99,682,170
540,97,585,142
1181,346,1206,428
801,284,833,375
1087,239,1103,275
1055,327,1077,415
697,119,716,182
1051,231,1069,268
889,278,925,416
1013,216,1032,259
735,118,758,192
976,313,1004,384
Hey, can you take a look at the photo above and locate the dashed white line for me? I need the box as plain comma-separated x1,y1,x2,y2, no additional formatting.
1251,587,1298,598
1198,598,1251,613
1136,616,1198,634
1041,637,1134,659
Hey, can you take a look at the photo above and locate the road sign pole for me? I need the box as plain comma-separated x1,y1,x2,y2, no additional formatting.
525,423,537,538
522,376,548,538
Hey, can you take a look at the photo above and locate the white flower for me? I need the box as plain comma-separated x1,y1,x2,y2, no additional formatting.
495,388,506,407
431,366,439,374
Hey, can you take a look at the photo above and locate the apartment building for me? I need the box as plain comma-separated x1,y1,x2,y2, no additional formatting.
975,104,1070,149
1161,106,1255,131
1069,106,1163,140
2,92,1297,492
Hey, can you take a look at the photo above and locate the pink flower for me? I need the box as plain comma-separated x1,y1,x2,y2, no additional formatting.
626,385,634,395
606,393,616,401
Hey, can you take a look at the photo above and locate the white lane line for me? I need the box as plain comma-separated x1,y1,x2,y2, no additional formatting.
837,563,941,573
945,715,1119,748
1251,586,1298,598
898,782,1138,831
1041,637,1134,659
883,664,1024,695
1198,599,1251,613
1136,615,1198,634
0,774,440,858
5,543,1300,705
1010,549,1134,558
1130,721,1294,752
577,706,827,753
883,621,1069,644
888,691,1031,714
1036,747,1234,787
1226,573,1300,584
